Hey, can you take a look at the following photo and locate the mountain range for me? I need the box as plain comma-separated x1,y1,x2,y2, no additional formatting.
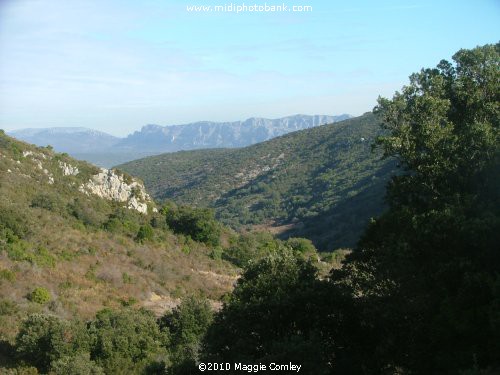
8,114,351,167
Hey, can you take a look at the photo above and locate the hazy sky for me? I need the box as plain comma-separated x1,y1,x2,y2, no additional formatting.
0,0,498,136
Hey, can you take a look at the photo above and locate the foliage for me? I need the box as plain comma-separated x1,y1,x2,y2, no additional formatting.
28,288,51,304
49,353,104,375
163,204,221,247
136,224,154,242
202,250,331,374
334,43,500,373
30,193,63,212
87,308,168,373
68,198,108,228
16,314,87,373
159,296,213,372
0,298,19,315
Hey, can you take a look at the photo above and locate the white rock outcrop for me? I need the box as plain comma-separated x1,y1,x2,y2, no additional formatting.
79,168,152,214
59,161,79,176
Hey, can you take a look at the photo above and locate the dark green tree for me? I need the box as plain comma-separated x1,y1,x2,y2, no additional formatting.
15,314,89,373
136,223,154,242
202,250,330,374
87,308,168,374
164,205,221,247
159,296,213,373
50,352,104,375
334,43,500,373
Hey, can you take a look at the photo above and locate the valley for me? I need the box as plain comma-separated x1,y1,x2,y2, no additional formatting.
120,113,397,250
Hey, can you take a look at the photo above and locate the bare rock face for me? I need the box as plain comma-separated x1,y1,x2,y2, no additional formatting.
79,168,152,214
59,161,79,176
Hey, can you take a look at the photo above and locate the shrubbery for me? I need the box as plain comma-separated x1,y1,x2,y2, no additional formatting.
28,287,51,304
11,299,214,374
163,204,221,247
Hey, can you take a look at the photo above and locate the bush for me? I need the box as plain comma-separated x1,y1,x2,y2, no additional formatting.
285,237,318,257
87,308,168,373
16,314,87,373
159,296,213,370
28,287,51,304
0,298,19,315
0,268,16,282
136,224,154,242
223,232,286,267
68,198,107,228
202,250,329,373
30,193,62,212
50,353,104,375
164,205,221,247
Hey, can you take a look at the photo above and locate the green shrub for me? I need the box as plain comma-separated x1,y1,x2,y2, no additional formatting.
285,237,316,254
30,193,62,212
68,198,107,228
34,247,56,268
0,207,29,239
28,287,51,304
122,272,133,284
159,296,213,370
6,240,34,263
104,208,141,236
0,268,16,282
16,314,87,373
136,224,154,242
0,298,19,315
209,246,223,260
50,353,104,375
87,308,168,373
165,206,221,247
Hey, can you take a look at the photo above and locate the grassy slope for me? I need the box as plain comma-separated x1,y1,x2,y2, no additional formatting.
119,113,397,250
0,132,237,341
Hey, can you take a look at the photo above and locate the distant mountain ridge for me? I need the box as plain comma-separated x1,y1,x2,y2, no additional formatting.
8,127,120,154
115,114,352,152
7,114,351,166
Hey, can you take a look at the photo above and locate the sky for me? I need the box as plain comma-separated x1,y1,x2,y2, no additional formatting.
0,0,498,136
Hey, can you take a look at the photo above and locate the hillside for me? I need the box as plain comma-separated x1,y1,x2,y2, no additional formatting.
119,113,397,250
0,131,239,341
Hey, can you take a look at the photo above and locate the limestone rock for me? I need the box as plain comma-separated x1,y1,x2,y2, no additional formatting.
58,161,79,176
79,168,152,214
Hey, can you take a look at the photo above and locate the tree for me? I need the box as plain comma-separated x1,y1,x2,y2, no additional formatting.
335,43,500,373
87,308,168,374
136,224,154,242
164,206,221,247
16,314,88,373
159,296,213,373
50,353,104,375
202,250,331,374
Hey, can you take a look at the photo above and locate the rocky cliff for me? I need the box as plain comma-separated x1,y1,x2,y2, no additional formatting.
79,168,153,214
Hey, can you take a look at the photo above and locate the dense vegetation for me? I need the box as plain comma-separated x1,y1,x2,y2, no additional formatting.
201,42,500,374
119,114,397,251
1,43,498,374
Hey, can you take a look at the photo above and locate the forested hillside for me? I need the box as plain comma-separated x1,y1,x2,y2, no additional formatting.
120,113,397,250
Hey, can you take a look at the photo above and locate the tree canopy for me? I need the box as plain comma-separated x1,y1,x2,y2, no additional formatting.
335,42,500,373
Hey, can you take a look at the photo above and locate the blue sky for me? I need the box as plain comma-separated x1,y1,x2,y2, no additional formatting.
0,0,498,136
